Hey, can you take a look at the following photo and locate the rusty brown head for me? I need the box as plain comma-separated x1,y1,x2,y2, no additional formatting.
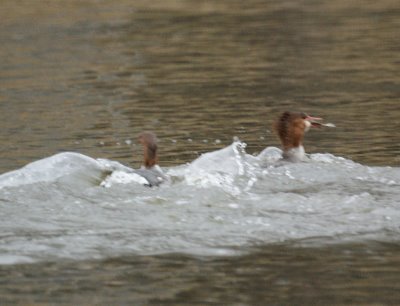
138,131,158,168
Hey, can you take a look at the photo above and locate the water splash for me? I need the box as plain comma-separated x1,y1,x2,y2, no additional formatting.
0,141,399,264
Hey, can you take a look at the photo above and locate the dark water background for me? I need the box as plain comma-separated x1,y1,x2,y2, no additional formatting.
1,0,399,304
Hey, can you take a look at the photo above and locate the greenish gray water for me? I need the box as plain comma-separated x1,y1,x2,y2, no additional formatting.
1,242,400,305
1,0,399,172
0,0,399,304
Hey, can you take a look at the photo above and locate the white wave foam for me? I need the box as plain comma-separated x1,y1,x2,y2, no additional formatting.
100,170,149,188
0,152,105,189
0,144,399,263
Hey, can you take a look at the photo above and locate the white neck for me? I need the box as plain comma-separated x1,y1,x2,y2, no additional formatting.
282,146,308,162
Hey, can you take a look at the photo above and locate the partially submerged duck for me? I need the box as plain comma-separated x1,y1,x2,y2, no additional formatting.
101,131,166,187
274,111,333,162
134,131,166,186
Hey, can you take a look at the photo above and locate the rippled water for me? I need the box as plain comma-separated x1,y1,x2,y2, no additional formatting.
1,0,399,304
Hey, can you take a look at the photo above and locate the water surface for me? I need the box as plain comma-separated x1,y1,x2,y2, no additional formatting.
0,0,399,304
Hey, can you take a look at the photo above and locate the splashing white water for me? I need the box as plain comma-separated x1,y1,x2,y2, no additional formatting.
0,141,399,264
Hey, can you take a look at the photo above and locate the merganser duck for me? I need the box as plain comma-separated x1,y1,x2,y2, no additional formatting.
138,131,158,168
274,111,325,162
133,131,166,186
100,131,166,187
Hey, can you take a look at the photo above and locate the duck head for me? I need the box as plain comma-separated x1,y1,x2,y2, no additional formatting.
138,131,158,168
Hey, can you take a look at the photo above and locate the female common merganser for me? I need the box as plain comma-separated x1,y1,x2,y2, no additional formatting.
134,131,166,186
274,111,327,162
138,131,158,168
101,131,166,187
